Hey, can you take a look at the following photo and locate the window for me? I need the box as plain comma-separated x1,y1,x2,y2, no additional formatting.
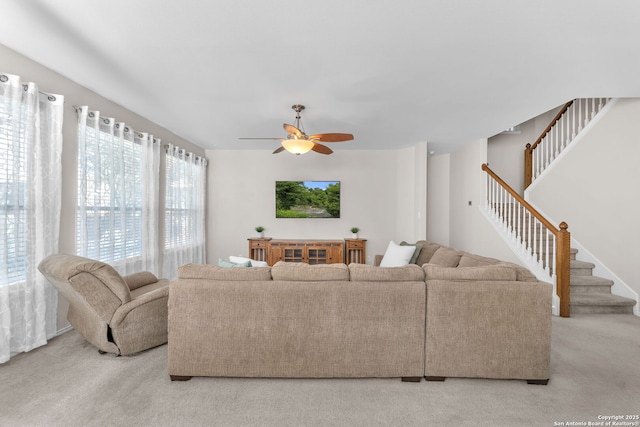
165,152,200,249
163,144,206,279
0,103,27,286
0,73,63,363
77,126,143,261
76,107,159,275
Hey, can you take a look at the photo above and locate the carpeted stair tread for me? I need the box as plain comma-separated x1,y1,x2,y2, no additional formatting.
570,293,636,314
570,259,596,276
570,275,614,286
571,293,636,307
570,275,614,295
570,260,595,270
570,248,578,256
567,259,636,313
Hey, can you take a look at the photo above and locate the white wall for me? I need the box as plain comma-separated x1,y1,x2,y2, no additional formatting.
207,147,427,265
527,98,640,296
488,106,561,195
447,139,522,263
396,143,428,241
2,43,205,331
426,153,450,246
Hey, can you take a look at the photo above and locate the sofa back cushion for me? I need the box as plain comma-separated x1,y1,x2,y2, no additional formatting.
428,246,462,267
123,271,160,291
457,251,499,267
177,264,272,281
497,263,539,282
349,263,425,282
458,251,538,282
414,241,442,266
424,264,518,281
271,262,350,281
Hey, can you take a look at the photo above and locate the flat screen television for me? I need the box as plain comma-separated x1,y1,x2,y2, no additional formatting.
275,181,340,218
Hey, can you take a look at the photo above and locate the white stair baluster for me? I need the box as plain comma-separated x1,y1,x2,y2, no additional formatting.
572,102,576,139
578,99,583,132
545,228,551,275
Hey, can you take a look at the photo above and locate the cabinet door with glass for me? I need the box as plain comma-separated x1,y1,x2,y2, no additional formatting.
250,239,346,266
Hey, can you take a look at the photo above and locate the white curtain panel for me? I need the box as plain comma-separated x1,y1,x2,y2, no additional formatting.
76,106,160,276
163,143,207,280
0,73,63,363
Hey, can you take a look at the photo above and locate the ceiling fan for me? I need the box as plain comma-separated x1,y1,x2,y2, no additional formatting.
239,104,354,155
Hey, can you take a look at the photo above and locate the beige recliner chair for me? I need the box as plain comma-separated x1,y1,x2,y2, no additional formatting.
38,254,169,356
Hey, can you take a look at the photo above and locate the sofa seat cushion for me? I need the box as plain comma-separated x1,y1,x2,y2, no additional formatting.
349,263,425,282
271,262,350,281
424,264,517,281
177,264,272,281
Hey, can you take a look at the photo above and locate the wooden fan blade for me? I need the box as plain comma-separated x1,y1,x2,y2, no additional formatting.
272,146,286,154
308,133,354,142
311,143,333,155
283,123,303,138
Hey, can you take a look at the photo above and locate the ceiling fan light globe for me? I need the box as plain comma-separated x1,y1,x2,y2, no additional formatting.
282,139,314,155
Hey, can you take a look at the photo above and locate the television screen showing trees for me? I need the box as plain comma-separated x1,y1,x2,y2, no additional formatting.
275,181,340,218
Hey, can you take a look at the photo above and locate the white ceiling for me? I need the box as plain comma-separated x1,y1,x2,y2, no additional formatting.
2,0,640,154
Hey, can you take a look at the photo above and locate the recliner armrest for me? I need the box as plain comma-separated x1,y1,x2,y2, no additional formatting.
123,271,159,291
110,286,169,326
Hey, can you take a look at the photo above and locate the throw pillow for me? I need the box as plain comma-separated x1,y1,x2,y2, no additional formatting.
229,255,269,267
400,241,424,264
218,258,252,268
379,241,416,267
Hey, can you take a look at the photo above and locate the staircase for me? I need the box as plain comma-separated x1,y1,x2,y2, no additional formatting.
484,97,638,317
570,249,636,314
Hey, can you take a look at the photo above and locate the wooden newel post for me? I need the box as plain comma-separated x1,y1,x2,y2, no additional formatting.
556,221,571,317
524,143,533,189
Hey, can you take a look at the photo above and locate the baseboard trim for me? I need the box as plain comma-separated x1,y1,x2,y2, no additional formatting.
56,325,73,336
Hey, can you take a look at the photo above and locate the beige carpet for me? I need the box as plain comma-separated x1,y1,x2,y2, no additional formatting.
1,314,640,427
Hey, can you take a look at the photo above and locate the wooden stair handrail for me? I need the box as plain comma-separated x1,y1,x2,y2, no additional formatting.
529,100,574,152
524,100,574,188
483,163,571,317
483,164,559,233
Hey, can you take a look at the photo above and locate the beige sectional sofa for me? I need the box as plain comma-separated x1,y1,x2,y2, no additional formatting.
168,243,552,384
169,262,427,381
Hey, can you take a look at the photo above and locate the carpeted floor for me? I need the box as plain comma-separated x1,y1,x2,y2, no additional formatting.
1,314,639,427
